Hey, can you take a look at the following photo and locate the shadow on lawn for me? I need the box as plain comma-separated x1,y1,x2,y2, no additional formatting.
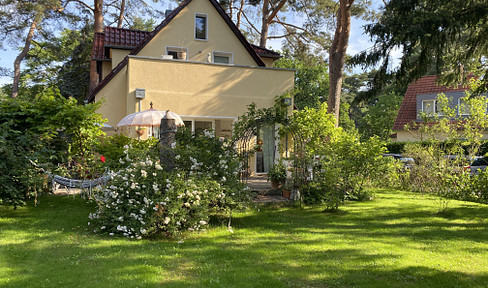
1,193,488,287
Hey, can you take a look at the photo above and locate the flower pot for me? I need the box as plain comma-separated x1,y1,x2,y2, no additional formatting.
282,190,291,199
177,51,187,60
270,180,282,190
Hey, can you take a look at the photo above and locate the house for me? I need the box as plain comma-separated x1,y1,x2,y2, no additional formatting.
87,0,295,174
392,75,483,142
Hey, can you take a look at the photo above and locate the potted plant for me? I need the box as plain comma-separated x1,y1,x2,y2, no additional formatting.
267,160,287,189
282,180,292,199
136,127,146,136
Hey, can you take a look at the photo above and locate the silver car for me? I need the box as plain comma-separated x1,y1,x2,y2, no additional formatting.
465,157,488,175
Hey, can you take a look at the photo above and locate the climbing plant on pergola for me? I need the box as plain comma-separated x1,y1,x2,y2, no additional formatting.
232,94,308,196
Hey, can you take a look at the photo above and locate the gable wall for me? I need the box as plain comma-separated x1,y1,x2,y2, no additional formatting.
138,0,258,66
111,49,131,70
95,66,128,127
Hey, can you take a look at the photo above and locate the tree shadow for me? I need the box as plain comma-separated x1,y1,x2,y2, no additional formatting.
1,192,488,287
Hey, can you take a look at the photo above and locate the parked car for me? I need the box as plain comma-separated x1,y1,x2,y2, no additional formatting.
464,157,488,175
382,154,415,169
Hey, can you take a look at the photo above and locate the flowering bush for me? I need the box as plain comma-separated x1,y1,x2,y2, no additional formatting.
90,129,250,238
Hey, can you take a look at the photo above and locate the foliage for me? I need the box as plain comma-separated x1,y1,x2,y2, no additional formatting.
91,129,250,238
356,91,402,141
289,102,337,157
290,103,390,207
94,134,158,171
274,56,328,110
353,0,488,94
0,90,104,207
267,160,287,183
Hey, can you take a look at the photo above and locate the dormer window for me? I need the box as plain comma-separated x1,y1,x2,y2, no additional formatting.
195,14,207,40
213,51,233,64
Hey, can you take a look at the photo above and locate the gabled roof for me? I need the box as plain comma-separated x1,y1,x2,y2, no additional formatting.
393,75,469,131
250,44,281,59
88,0,277,102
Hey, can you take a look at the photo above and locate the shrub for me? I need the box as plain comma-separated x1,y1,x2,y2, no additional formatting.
94,134,158,171
90,129,250,238
0,91,104,207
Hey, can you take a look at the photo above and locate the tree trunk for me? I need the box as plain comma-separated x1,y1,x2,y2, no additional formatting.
11,13,42,98
236,0,244,29
116,0,125,28
89,0,104,92
259,0,270,47
327,0,354,127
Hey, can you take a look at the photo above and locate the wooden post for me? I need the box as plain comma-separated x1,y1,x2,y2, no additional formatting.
159,111,177,171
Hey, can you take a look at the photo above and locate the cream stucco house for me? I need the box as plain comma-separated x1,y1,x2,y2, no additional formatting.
87,0,295,174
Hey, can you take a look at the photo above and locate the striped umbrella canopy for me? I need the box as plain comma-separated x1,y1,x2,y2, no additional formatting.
116,106,184,128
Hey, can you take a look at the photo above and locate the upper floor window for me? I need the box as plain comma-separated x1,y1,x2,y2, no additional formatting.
195,14,207,40
422,99,436,116
458,98,471,116
213,51,233,64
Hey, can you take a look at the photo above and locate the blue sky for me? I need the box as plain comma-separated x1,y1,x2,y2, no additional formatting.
0,0,399,86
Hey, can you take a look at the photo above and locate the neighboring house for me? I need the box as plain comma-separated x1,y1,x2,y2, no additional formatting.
393,75,483,142
87,0,295,174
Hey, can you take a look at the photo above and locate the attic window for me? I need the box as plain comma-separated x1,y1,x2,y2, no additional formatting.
166,47,188,60
195,14,207,40
213,51,233,64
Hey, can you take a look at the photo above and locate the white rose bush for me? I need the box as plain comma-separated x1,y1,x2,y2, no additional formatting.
90,128,250,238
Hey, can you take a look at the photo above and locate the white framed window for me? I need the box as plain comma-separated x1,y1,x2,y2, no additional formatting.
458,98,471,116
213,51,233,64
422,99,436,116
195,13,207,41
165,46,188,60
182,119,214,135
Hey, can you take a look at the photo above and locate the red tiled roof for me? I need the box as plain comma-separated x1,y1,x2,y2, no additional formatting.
393,75,469,131
250,44,281,58
88,0,274,102
104,26,150,48
92,32,106,60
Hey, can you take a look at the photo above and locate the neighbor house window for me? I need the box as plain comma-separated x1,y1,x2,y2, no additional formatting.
458,98,470,116
213,51,233,64
422,99,436,116
166,46,187,60
195,14,207,40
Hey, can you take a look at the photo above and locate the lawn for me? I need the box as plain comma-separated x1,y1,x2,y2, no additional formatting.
1,189,488,288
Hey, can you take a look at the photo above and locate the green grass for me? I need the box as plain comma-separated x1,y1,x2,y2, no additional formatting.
1,189,488,288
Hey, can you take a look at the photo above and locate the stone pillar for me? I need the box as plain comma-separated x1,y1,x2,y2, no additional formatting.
159,112,177,172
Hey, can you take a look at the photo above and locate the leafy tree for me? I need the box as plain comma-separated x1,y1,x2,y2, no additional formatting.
353,0,488,93
356,91,402,141
274,55,329,109
0,89,104,207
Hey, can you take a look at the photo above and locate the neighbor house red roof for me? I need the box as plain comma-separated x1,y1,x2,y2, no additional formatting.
393,75,469,131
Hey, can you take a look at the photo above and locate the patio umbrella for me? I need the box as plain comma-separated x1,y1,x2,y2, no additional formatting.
116,103,184,128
